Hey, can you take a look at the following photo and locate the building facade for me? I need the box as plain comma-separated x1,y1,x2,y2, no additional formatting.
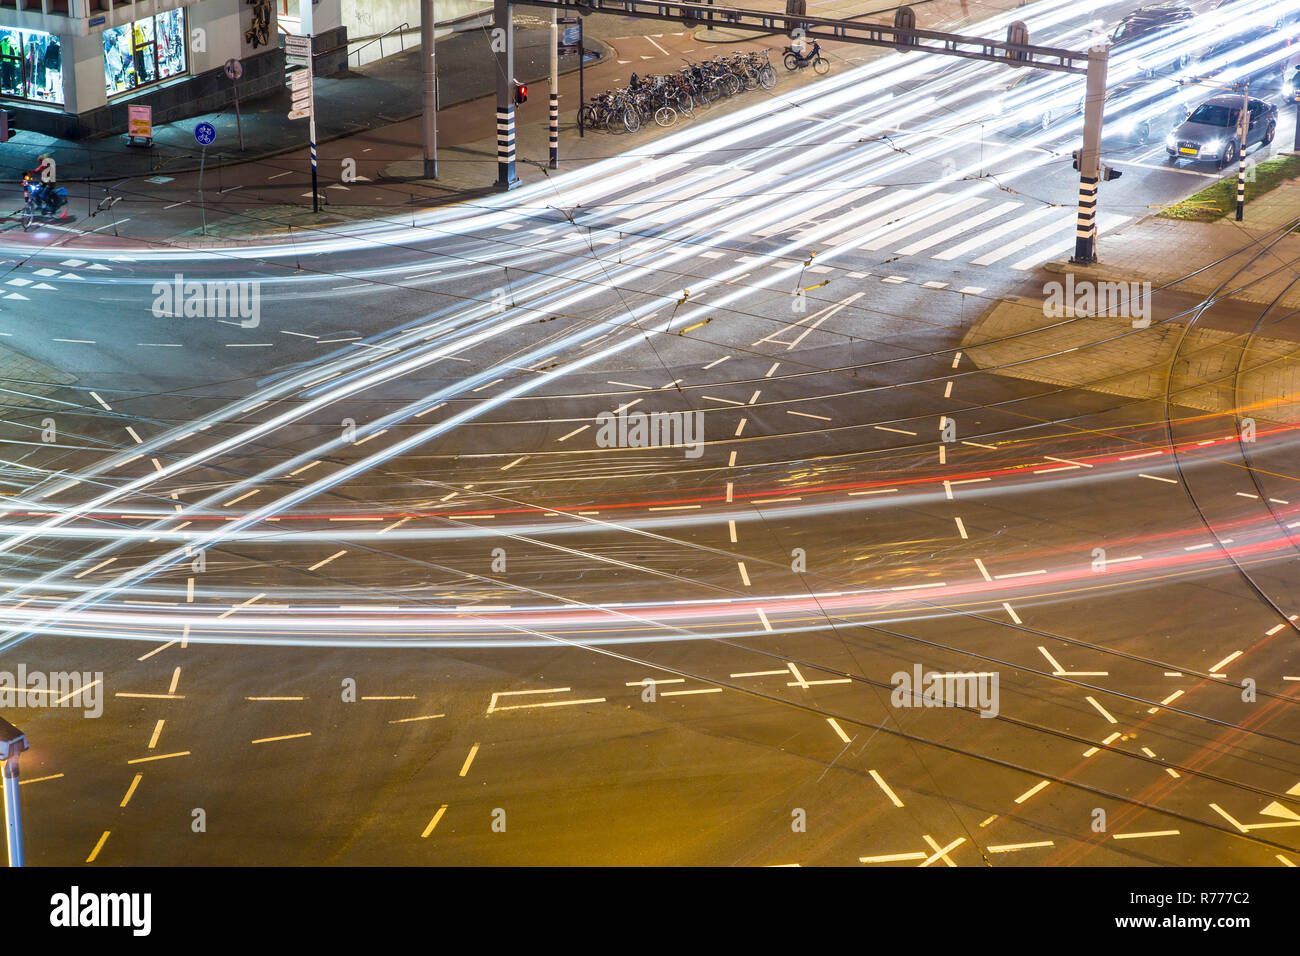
0,0,347,139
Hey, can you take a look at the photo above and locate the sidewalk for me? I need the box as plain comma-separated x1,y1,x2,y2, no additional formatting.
961,176,1300,423
0,24,611,185
0,0,1021,192
1044,182,1300,311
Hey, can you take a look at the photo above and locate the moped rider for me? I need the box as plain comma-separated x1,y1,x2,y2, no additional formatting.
23,155,55,211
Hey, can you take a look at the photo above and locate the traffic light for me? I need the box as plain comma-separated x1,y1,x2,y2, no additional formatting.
513,82,528,106
0,110,15,143
1072,149,1080,170
1102,164,1122,181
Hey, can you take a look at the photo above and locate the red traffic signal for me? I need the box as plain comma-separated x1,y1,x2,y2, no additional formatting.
514,82,528,105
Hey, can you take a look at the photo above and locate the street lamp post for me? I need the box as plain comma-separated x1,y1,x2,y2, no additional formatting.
1071,45,1109,265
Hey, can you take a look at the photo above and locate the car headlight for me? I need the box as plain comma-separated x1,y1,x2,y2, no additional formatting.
1165,132,1178,148
1202,138,1223,154
1285,79,1295,96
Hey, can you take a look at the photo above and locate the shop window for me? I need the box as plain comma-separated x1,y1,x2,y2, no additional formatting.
0,28,64,105
104,9,187,97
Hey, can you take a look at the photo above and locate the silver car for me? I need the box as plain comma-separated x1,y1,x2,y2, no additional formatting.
1164,94,1278,167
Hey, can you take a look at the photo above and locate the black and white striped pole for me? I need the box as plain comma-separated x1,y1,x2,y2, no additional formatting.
1071,45,1109,265
1235,83,1248,222
495,0,519,190
549,9,559,169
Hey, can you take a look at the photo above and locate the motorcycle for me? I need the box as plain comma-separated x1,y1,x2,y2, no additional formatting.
22,173,68,228
783,41,829,75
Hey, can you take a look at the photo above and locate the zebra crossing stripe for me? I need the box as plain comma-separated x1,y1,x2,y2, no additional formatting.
933,204,1056,261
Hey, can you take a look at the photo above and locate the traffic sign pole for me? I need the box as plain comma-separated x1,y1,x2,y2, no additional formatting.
285,34,319,211
199,146,207,234
194,122,217,235
226,59,245,151
310,113,319,213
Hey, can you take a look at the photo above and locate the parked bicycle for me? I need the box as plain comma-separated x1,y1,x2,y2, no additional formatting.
581,49,778,133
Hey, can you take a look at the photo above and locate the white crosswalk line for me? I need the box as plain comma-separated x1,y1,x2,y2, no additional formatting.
1008,213,1132,271
894,200,1021,255
645,167,756,224
610,166,732,220
819,191,961,247
860,195,986,251
930,204,1057,261
755,185,882,237
971,210,1077,266
827,192,949,246
799,189,918,244
720,173,827,239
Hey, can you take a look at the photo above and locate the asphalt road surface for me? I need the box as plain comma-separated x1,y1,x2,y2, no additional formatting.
0,0,1298,867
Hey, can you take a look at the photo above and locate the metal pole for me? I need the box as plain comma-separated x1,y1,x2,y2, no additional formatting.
1071,45,1108,265
198,144,208,235
309,111,319,213
550,9,559,169
1293,67,1300,151
1294,86,1300,152
233,79,244,151
2,756,22,867
495,0,518,189
1236,83,1248,222
582,18,587,139
423,0,438,178
302,5,319,211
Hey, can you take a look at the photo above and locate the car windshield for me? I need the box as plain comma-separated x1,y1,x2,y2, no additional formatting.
1188,104,1236,126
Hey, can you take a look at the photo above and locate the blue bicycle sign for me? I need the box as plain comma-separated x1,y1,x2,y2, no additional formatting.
194,122,217,146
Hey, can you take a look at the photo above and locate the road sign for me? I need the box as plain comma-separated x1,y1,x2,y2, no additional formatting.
286,65,313,121
285,35,310,56
224,57,243,81
194,121,216,146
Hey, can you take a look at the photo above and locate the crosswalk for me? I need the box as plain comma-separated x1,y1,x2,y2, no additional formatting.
593,165,1130,274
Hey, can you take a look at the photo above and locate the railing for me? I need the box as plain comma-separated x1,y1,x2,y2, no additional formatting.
346,22,414,67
